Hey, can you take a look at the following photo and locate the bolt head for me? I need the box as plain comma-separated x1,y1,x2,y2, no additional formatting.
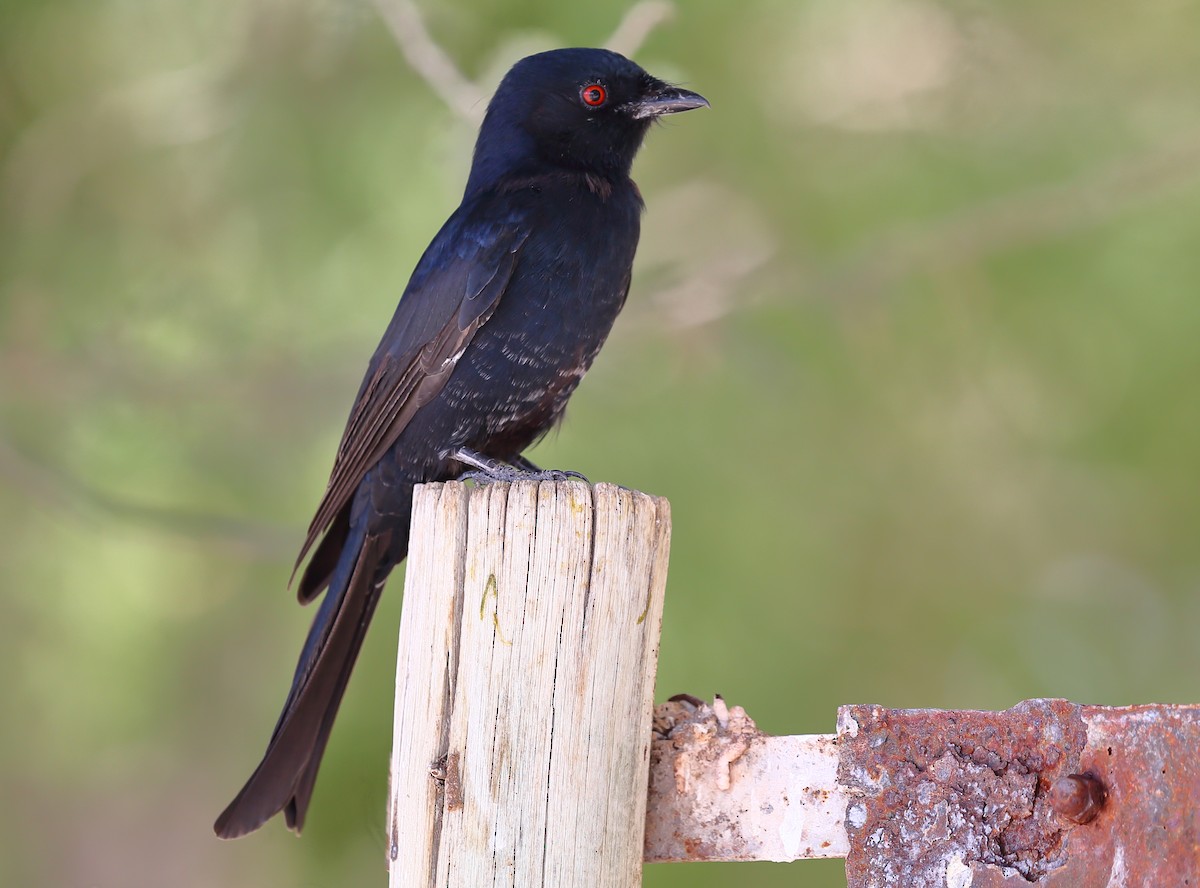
1049,772,1107,824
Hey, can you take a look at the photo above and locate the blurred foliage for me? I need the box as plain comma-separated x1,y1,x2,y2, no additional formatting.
2,0,1199,885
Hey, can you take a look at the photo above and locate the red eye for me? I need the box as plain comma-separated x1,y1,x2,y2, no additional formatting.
580,84,607,107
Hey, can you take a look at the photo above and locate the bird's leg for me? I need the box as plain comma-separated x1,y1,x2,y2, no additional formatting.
451,447,512,477
451,448,589,484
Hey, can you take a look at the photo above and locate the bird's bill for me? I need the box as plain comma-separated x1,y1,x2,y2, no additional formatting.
628,86,710,119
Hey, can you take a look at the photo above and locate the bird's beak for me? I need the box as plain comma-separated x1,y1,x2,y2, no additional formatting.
628,86,710,120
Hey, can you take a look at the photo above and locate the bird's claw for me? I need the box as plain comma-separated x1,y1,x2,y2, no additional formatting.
535,468,590,483
451,447,588,485
459,467,589,485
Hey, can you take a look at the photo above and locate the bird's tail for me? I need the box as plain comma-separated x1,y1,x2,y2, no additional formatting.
213,517,403,839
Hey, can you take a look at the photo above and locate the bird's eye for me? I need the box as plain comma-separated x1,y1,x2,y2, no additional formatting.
580,84,607,107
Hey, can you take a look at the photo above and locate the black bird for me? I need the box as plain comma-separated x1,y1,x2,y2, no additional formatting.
214,47,707,839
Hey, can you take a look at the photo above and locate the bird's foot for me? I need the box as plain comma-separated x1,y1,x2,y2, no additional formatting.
452,448,589,485
459,468,587,484
511,455,589,482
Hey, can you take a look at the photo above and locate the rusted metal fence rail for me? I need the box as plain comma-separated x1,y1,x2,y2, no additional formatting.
646,696,1200,886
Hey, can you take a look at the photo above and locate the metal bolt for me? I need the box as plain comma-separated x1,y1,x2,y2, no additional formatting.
1049,772,1107,824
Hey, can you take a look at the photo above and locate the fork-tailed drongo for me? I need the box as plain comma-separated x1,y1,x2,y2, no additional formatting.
214,46,707,839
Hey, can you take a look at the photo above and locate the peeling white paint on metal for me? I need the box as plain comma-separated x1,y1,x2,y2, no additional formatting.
837,710,860,738
944,854,972,888
847,803,867,830
646,730,849,862
1106,844,1127,888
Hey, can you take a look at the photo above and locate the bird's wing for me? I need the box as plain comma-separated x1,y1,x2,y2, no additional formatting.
294,210,531,579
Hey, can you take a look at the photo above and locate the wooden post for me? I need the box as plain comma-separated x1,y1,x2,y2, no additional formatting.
387,480,672,888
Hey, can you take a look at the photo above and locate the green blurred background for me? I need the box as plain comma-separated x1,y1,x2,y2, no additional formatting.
3,0,1199,885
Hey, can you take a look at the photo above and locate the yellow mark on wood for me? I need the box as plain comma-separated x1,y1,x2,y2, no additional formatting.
479,574,511,645
637,588,652,625
480,574,497,619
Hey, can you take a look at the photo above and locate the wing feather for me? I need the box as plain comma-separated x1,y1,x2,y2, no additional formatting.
292,213,530,580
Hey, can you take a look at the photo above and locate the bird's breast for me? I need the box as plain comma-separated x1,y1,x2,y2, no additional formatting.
442,184,642,453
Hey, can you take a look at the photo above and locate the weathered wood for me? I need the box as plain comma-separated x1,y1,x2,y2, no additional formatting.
387,480,671,888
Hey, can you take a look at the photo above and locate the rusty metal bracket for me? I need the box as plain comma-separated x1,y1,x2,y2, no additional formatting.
645,698,1200,886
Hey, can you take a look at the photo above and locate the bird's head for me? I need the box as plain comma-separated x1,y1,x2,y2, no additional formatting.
465,48,708,196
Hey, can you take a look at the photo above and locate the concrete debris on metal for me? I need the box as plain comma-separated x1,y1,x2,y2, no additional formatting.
645,694,849,862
